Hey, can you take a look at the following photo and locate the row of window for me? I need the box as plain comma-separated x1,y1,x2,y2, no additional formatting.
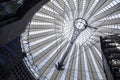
100,14,120,21
95,0,120,16
88,0,99,13
103,24,120,29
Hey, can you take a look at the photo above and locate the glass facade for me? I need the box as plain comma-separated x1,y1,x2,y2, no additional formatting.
0,0,24,19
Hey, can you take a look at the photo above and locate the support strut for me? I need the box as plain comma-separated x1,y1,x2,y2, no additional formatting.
55,18,89,71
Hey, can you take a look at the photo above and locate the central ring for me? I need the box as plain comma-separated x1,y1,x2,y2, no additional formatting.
73,18,87,30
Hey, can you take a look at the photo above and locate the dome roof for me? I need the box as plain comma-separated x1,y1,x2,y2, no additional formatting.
21,0,120,79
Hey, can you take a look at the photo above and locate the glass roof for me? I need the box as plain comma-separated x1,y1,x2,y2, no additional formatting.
21,0,120,80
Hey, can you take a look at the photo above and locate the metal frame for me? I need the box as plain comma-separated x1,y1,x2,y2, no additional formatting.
20,22,40,79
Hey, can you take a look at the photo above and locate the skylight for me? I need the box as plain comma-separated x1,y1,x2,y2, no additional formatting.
21,0,120,79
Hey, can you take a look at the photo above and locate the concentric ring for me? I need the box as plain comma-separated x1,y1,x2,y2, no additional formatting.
21,0,120,79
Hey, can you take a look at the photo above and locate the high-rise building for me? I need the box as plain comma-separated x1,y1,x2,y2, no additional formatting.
0,0,120,80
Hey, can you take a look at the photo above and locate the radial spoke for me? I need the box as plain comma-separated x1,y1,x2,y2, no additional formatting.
21,0,119,79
